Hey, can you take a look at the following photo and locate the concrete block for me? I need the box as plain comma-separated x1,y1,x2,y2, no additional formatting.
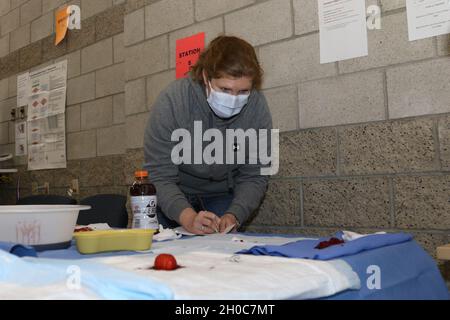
146,70,175,110
124,7,144,46
8,120,14,143
277,127,337,177
96,62,124,98
20,0,42,25
303,177,391,228
10,0,26,10
53,160,81,188
293,0,318,35
67,72,96,105
81,38,113,74
10,23,30,52
1,8,20,36
125,35,169,81
81,96,113,130
125,111,149,149
340,118,438,174
194,0,254,21
8,75,16,97
0,1,11,16
79,156,118,187
259,34,336,89
123,147,144,185
437,35,449,57
438,115,450,170
96,4,125,41
0,97,14,123
66,104,80,133
81,0,112,20
97,124,126,156
55,50,81,79
125,77,146,115
31,11,54,43
66,16,96,52
67,130,97,160
251,179,301,226
387,58,450,119
0,120,9,143
42,34,66,61
113,33,124,63
0,51,19,79
0,78,8,101
224,0,292,47
395,175,450,230
19,42,42,71
42,0,66,13
144,0,194,39
299,71,385,128
263,85,298,132
0,35,9,58
113,93,125,124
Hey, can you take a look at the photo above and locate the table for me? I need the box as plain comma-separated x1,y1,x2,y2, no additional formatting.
36,232,450,300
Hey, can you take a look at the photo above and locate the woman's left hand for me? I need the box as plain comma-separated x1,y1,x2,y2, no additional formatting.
219,213,238,233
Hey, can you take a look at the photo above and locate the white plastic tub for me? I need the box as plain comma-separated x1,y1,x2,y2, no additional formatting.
0,205,91,250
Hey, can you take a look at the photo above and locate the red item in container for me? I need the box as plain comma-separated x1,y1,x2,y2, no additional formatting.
74,227,93,233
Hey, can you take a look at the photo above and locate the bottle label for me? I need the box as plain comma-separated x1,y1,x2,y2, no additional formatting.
131,195,158,230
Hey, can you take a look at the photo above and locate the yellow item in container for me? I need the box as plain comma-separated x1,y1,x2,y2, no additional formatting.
74,229,155,254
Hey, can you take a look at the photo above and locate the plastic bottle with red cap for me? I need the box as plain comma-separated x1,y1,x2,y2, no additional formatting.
130,170,158,230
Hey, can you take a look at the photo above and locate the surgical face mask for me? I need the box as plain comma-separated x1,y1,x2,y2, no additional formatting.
206,82,250,119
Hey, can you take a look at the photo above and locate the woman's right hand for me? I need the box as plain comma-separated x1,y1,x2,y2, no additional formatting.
179,207,220,235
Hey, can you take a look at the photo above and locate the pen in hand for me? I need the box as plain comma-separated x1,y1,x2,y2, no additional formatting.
197,195,220,233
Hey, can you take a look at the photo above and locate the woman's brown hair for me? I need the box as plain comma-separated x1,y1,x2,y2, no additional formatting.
191,35,264,90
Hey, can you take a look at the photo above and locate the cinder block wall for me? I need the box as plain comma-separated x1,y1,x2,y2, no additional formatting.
120,0,450,263
0,0,129,203
1,1,450,272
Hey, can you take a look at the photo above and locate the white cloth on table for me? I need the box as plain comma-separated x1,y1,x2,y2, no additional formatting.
342,230,387,242
93,250,360,300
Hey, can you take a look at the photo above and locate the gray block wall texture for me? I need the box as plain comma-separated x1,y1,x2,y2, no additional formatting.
0,0,449,275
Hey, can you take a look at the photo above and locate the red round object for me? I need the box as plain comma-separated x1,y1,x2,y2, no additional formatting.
154,254,178,270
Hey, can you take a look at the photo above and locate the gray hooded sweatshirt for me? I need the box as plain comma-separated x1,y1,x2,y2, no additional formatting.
143,76,272,225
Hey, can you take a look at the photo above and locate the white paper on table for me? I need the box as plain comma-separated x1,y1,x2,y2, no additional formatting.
174,224,235,236
17,72,30,107
93,251,360,300
318,0,368,64
406,0,450,41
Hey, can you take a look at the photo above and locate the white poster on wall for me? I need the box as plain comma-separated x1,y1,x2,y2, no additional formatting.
318,0,369,64
25,60,68,171
27,114,66,171
406,0,450,41
17,72,30,107
28,60,67,121
15,121,27,156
